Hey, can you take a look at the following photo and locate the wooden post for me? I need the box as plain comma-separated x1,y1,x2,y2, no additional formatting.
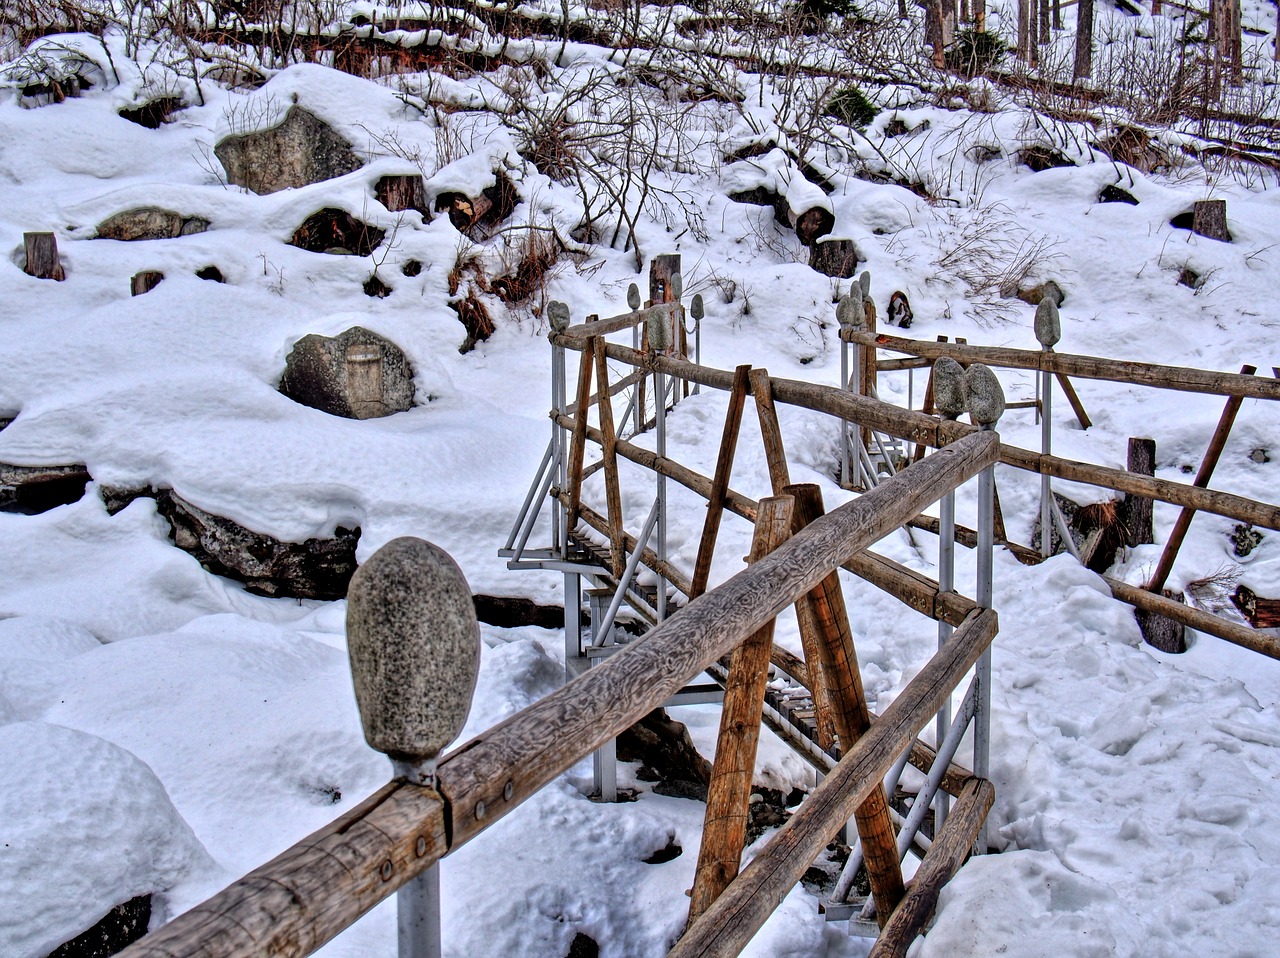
1122,438,1156,546
860,298,877,455
1073,0,1093,80
749,368,792,496
565,336,596,529
691,366,752,598
23,232,65,281
594,346,626,579
787,484,906,926
688,496,795,926
1147,365,1255,594
131,271,164,296
649,254,681,305
1192,200,1230,242
866,778,994,958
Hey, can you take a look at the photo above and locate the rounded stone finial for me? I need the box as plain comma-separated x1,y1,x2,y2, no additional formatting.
627,283,641,311
346,537,480,768
646,305,672,351
933,357,967,420
836,293,865,329
963,363,1006,427
547,300,571,333
858,271,871,297
690,293,704,321
1033,297,1061,349
671,272,683,302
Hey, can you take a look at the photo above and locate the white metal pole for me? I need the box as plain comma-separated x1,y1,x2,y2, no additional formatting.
398,863,441,958
655,369,668,621
1040,362,1053,558
974,424,995,854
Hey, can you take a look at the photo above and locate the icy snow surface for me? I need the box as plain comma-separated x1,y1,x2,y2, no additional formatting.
2,14,1280,958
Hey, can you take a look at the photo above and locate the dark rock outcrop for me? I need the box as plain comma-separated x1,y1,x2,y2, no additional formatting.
0,463,90,515
45,895,151,958
288,209,385,256
96,208,208,241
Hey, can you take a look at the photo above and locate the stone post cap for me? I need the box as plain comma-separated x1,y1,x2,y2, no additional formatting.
963,363,1006,427
1034,297,1061,348
933,357,967,420
858,270,871,297
646,305,672,351
690,293,705,321
836,293,864,329
547,300,570,332
627,283,641,311
346,537,480,765
670,272,683,302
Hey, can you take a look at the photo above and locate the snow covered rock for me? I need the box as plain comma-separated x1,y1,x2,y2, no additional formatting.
213,105,363,195
95,207,209,241
0,462,90,514
278,326,415,420
0,722,214,958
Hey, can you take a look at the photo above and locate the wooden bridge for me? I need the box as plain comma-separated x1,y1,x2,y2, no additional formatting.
114,257,1280,958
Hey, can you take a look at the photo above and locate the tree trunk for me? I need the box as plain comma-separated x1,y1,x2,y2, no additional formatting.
1192,199,1230,242
809,239,859,279
375,174,429,218
1073,0,1093,79
131,271,164,296
1136,591,1188,653
1121,438,1156,546
1039,0,1050,44
23,232,65,281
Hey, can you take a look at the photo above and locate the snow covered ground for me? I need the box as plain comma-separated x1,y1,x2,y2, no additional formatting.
2,5,1280,956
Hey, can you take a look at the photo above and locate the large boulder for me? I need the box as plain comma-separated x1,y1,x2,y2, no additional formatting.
96,208,208,241
214,106,363,195
279,326,415,420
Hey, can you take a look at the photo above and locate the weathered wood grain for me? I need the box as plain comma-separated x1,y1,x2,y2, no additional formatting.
691,365,751,599
593,346,626,578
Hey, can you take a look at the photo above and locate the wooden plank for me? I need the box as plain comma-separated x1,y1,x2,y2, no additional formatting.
867,778,995,958
691,365,752,599
594,346,626,578
116,782,447,958
689,497,795,925
860,298,878,452
788,484,904,925
843,329,1280,402
1104,574,1280,660
1147,366,1255,592
439,432,1000,851
749,367,792,495
669,608,999,958
565,337,595,529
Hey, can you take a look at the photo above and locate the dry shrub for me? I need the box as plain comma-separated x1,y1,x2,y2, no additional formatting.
452,289,495,354
490,227,562,307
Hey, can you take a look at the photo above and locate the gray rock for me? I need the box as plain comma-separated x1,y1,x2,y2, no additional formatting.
1034,297,1061,348
547,300,570,332
346,537,480,763
627,283,641,311
932,358,966,420
154,489,359,600
279,326,415,420
646,306,672,351
858,270,871,297
690,293,704,321
963,363,1005,426
95,208,207,241
214,105,363,196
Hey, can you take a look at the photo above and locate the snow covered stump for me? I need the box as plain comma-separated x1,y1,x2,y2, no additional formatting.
346,537,481,958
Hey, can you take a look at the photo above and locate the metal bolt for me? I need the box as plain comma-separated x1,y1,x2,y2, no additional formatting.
416,836,428,858
380,860,393,881
503,780,514,801
475,800,487,820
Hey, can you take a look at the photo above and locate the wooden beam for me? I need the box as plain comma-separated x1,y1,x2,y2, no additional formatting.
691,365,751,599
689,496,795,925
788,484,904,924
842,329,1280,402
439,432,1000,851
670,608,999,958
867,778,995,958
1054,372,1092,429
749,367,792,495
565,337,595,529
116,782,447,958
594,346,626,578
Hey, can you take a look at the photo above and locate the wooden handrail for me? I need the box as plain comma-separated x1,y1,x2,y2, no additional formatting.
842,328,1280,402
669,607,1000,958
120,431,998,958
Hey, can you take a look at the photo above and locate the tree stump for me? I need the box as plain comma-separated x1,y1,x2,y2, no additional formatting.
792,207,836,247
1192,199,1230,242
375,174,429,218
808,239,859,278
1136,591,1188,653
1121,438,1155,545
1232,584,1280,629
23,232,65,281
131,271,164,296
